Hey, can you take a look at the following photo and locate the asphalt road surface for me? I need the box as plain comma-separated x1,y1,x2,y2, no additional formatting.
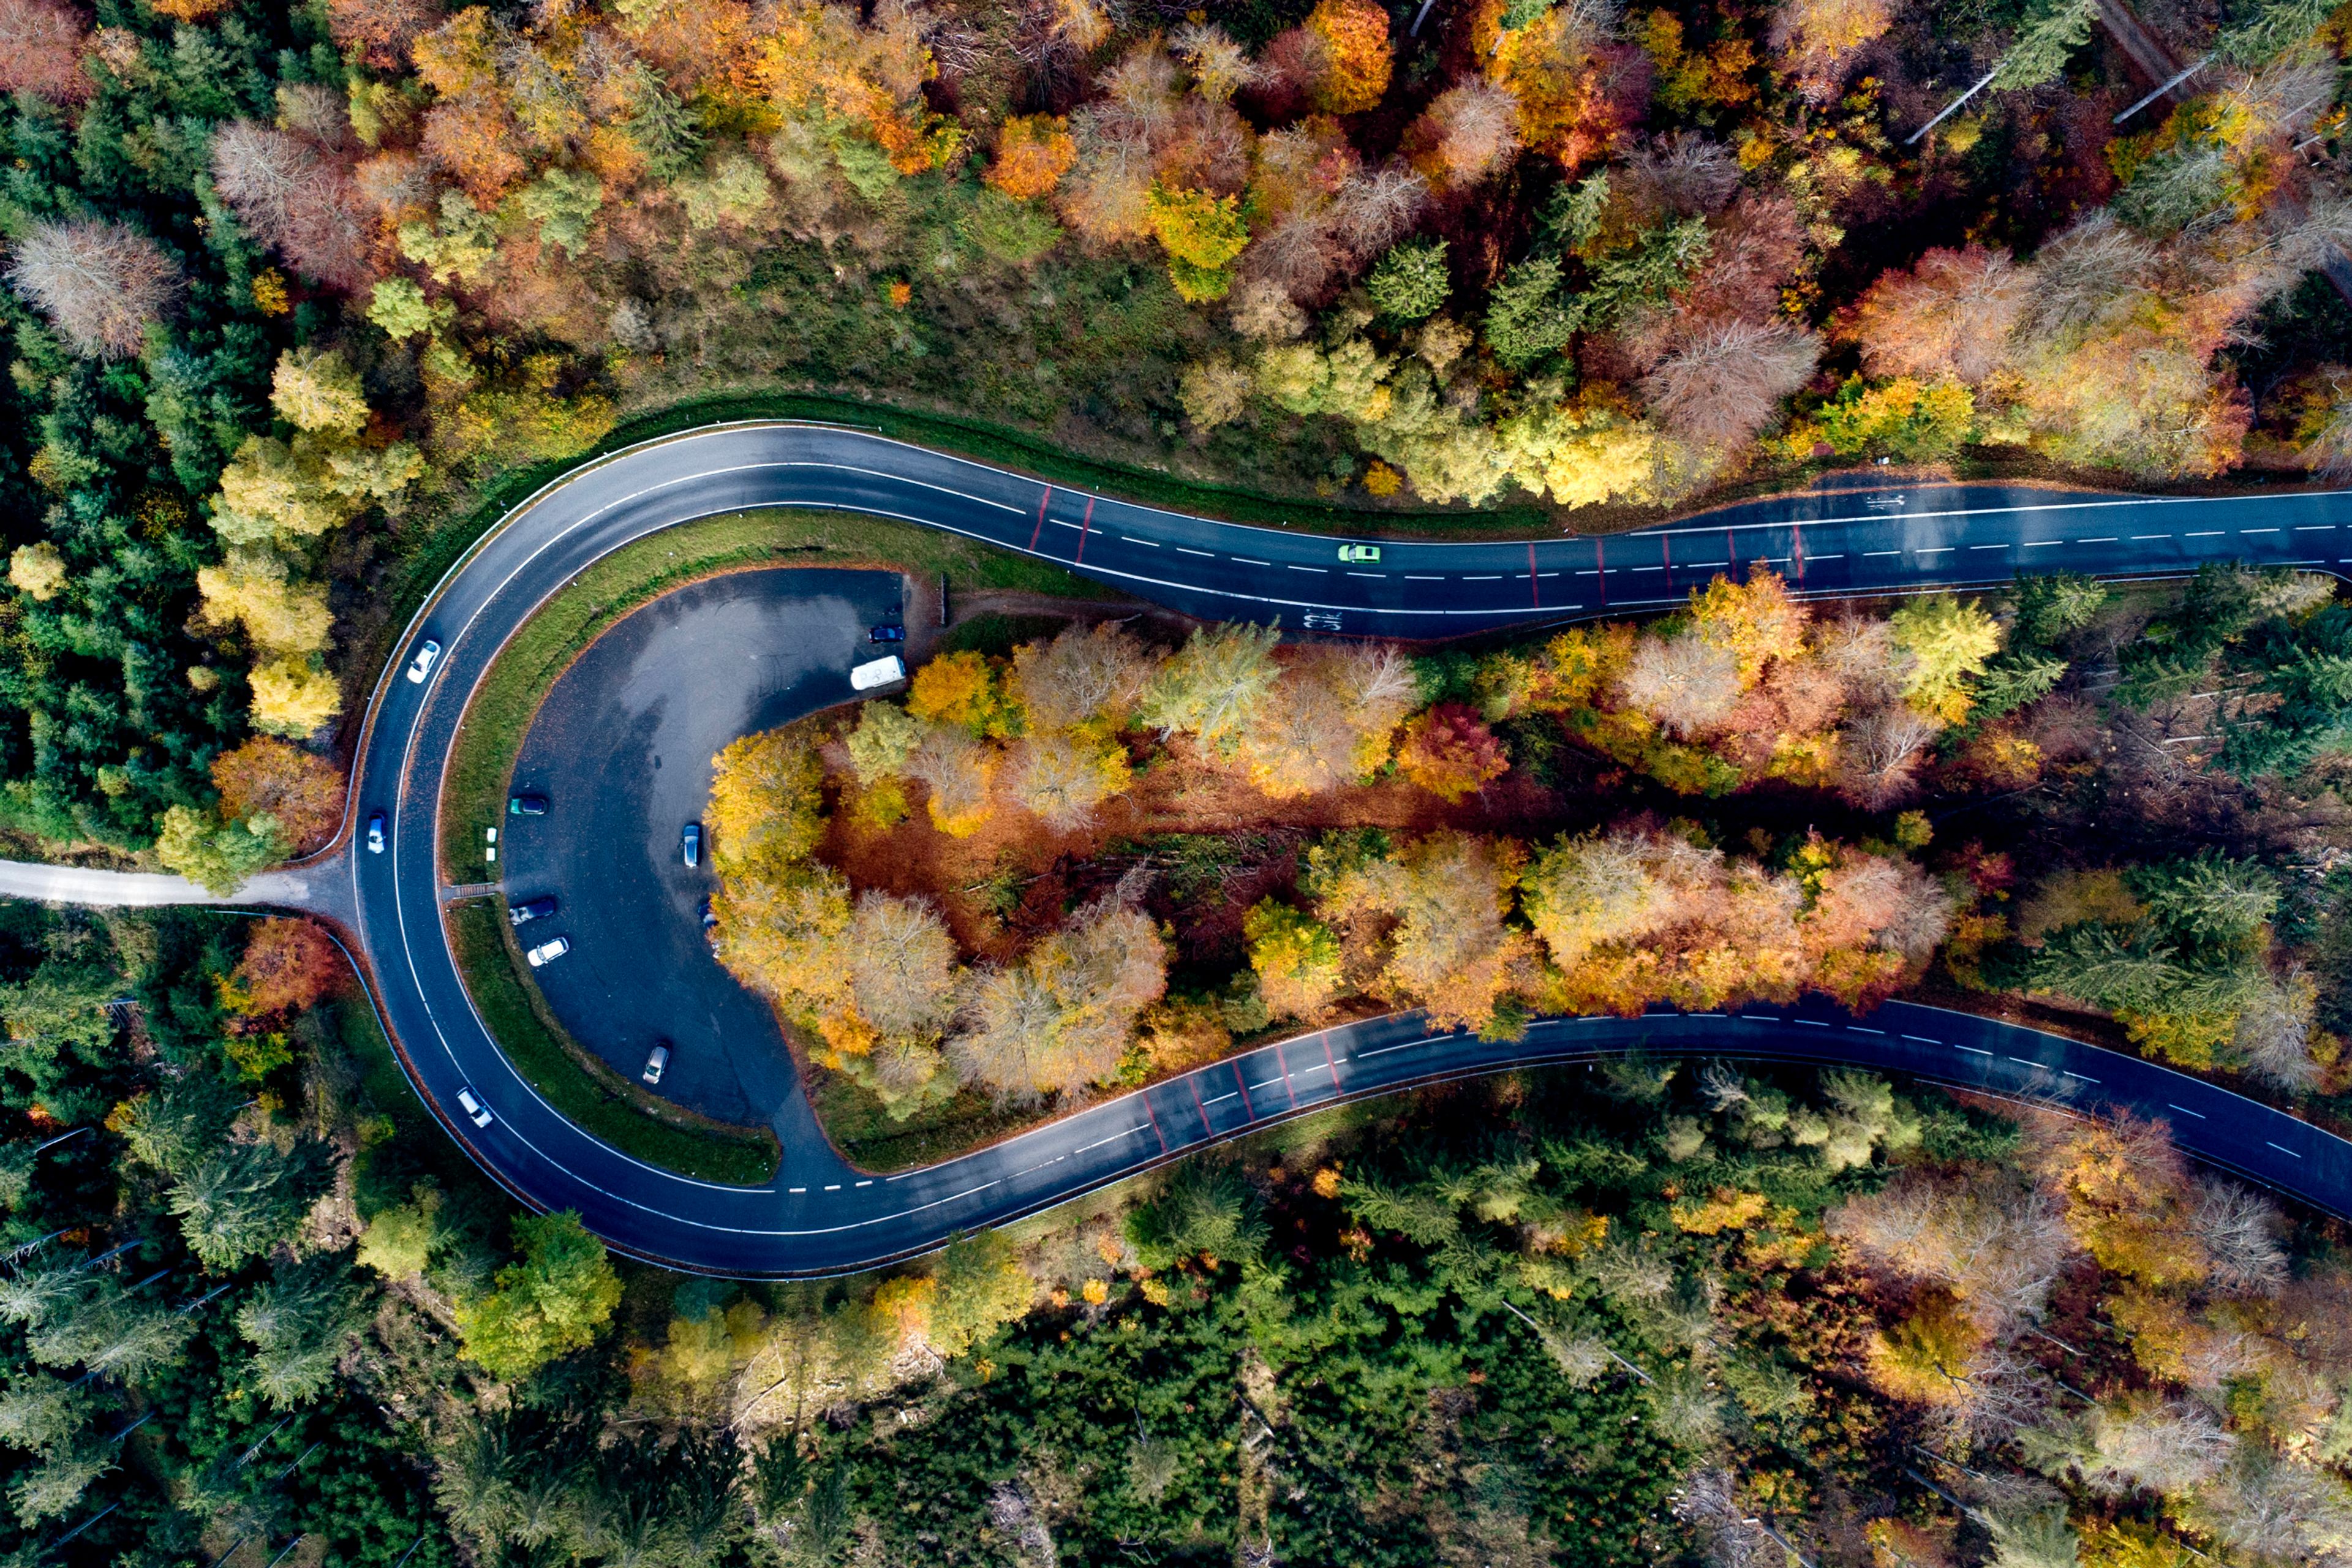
503,568,901,1134
231,421,2352,1274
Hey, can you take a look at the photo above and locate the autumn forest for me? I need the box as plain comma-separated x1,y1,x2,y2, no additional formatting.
4,0,2352,1564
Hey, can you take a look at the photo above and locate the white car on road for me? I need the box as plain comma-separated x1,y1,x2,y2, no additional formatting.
456,1087,494,1128
525,936,570,967
405,638,442,684
851,654,905,691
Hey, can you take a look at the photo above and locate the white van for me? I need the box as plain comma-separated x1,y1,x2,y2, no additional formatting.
850,655,906,692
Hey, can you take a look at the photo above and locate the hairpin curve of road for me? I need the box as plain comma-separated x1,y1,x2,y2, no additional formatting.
15,421,2351,1277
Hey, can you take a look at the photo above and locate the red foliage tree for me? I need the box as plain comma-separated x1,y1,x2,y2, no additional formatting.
0,0,89,104
1396,703,1510,802
230,918,345,1017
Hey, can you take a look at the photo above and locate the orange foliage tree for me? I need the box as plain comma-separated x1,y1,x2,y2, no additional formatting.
986,115,1079,201
1477,0,1650,168
211,738,346,856
228,918,345,1017
1303,0,1393,113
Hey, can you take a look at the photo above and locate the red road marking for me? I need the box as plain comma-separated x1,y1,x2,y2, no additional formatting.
1792,522,1805,582
1528,542,1540,606
1660,532,1671,591
1727,529,1738,580
1233,1060,1254,1120
1319,1031,1340,1084
1595,536,1606,604
1141,1092,1168,1153
1186,1072,1210,1132
1027,486,1052,552
1074,496,1095,564
1275,1042,1298,1109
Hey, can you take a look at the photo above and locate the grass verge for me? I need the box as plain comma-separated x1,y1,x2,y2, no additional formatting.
439,505,1102,875
808,1070,1038,1174
445,895,780,1186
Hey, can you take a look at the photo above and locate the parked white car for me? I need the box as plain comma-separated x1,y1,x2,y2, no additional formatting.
850,654,905,691
525,936,571,967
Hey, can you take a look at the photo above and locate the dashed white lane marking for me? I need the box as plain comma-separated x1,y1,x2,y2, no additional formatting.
1957,1046,1994,1057
1177,546,1215,557
1865,549,1901,557
2076,536,2117,543
824,1183,841,1191
1902,1034,1943,1044
2267,1142,2304,1158
2185,530,2225,538
1970,543,2008,551
1232,556,1270,566
1404,573,1446,580
2168,1103,2207,1119
855,1179,873,1187
2297,524,2338,531
1793,1019,1829,1028
1346,571,1385,579
1463,574,1502,581
2021,540,2062,547
1811,553,1844,560
1123,536,1159,546
2063,1071,2099,1084
2239,528,2278,535
2132,533,2171,540
1200,1091,1238,1107
1847,1026,1885,1035
2008,1057,2043,1069
788,1186,806,1193
1075,1126,1151,1155
1916,546,1953,554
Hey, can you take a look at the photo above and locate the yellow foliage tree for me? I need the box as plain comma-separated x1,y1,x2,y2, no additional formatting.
707,729,826,874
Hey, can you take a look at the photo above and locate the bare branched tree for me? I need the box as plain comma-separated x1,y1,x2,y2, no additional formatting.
7,219,181,358
1640,317,1820,447
1616,635,1742,738
2191,1180,2289,1294
1327,163,1430,258
211,121,373,293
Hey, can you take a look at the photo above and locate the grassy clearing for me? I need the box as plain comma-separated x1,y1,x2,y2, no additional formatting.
445,897,780,1186
438,505,1102,875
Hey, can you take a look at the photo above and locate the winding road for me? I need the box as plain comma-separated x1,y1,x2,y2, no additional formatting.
20,421,2352,1276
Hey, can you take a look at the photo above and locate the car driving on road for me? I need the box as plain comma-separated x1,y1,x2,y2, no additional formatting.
525,936,570,967
366,813,385,854
642,1042,671,1086
681,823,701,867
405,638,442,684
1336,543,1382,564
455,1088,494,1128
508,794,548,816
508,895,557,926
